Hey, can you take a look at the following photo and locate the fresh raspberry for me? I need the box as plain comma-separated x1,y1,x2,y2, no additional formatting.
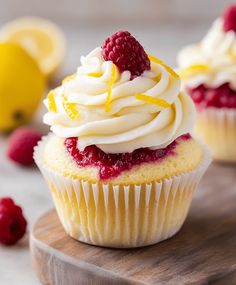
7,127,42,166
223,4,236,32
101,30,150,78
0,197,27,245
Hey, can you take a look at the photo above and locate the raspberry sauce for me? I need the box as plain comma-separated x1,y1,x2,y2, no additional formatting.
65,134,191,180
187,83,236,109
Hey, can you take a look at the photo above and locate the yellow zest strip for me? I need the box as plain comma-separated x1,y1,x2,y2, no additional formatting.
105,64,116,112
153,74,161,83
178,64,209,79
62,93,79,120
148,54,179,79
47,91,57,112
62,73,77,84
227,51,236,61
135,93,170,108
88,71,103,77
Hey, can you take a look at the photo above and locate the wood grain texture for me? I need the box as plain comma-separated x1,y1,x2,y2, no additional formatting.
30,163,236,285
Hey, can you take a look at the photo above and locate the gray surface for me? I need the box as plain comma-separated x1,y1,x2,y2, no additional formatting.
0,20,229,284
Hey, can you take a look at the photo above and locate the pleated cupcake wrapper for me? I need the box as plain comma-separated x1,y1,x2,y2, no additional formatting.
34,137,211,248
195,108,236,162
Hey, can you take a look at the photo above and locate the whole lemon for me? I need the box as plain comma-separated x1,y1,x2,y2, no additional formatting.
0,43,45,132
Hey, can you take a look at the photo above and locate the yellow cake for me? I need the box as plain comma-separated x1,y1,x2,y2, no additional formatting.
195,109,236,162
35,30,211,248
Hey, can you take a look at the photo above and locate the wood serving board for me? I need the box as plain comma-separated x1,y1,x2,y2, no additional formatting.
30,163,236,285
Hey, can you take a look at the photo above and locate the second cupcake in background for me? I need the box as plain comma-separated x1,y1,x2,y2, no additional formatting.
178,4,236,163
35,31,211,248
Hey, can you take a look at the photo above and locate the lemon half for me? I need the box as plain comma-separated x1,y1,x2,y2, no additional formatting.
0,17,66,78
0,43,45,132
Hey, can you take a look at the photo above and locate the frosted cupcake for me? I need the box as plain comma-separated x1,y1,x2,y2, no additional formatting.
34,31,211,248
178,5,236,162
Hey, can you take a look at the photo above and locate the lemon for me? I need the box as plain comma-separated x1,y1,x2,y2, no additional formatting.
0,43,45,132
0,17,66,78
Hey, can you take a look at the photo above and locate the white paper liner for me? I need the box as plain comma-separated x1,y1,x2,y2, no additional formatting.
34,137,211,248
195,108,236,162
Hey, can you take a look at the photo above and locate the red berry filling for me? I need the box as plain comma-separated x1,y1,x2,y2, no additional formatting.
101,30,150,79
65,134,191,180
187,83,236,109
223,4,236,33
0,198,27,245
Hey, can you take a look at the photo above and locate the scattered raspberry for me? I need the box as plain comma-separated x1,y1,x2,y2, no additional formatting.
223,4,236,32
101,30,150,79
65,134,190,180
187,83,236,109
0,197,27,245
7,127,42,166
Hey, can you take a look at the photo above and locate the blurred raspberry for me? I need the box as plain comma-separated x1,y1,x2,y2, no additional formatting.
223,4,236,32
0,197,27,245
7,127,42,166
101,30,150,78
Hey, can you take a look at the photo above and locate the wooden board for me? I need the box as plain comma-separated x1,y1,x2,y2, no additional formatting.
30,163,236,285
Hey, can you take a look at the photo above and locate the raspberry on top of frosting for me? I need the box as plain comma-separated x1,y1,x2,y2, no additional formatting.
223,4,236,33
101,30,150,79
178,4,236,91
44,31,195,154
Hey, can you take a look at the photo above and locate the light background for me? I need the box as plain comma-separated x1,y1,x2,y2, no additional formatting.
1,0,234,76
0,0,233,24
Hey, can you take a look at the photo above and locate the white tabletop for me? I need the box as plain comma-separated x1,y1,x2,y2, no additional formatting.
0,23,209,284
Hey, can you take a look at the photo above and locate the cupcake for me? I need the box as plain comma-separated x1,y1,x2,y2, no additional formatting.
178,5,236,163
34,31,211,248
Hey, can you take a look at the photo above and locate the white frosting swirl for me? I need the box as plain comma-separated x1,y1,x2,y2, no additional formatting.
178,19,236,90
44,47,195,153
